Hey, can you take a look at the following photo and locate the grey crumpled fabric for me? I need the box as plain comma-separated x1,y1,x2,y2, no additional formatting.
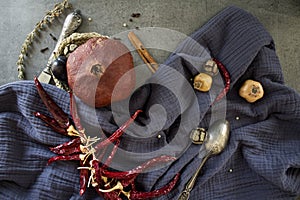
0,6,299,200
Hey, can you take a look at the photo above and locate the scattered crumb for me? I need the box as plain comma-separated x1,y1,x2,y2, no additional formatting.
129,18,133,22
49,33,57,41
122,23,128,27
88,17,92,22
131,13,141,18
112,37,121,40
40,47,49,53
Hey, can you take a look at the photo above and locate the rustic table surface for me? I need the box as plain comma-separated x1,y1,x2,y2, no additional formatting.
1,0,299,93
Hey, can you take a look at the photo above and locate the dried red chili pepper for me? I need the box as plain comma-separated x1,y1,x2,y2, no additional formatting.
120,175,136,188
34,77,70,129
129,173,180,200
97,173,180,200
69,92,85,133
102,155,176,179
94,110,142,151
91,159,102,185
34,78,179,199
96,145,109,164
131,173,180,199
47,154,83,165
49,137,81,155
102,139,120,169
76,111,142,196
34,111,67,135
96,189,122,200
79,161,90,196
211,58,231,104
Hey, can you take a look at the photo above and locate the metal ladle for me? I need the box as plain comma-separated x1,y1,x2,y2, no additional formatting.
178,119,230,200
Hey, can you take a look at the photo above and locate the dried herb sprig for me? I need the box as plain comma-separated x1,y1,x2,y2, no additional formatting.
16,0,72,80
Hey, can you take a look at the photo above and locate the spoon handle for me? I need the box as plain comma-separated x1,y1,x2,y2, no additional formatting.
178,154,210,200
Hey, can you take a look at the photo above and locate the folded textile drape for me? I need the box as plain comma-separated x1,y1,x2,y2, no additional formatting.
0,6,299,200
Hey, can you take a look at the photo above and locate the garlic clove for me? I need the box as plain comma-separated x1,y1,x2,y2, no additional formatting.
239,79,264,103
193,73,213,92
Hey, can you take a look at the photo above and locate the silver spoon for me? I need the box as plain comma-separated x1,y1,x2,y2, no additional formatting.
178,119,230,200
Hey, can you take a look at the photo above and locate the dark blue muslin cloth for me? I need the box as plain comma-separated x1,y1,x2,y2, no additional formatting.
0,6,300,200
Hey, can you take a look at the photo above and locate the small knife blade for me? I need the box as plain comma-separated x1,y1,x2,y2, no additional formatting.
38,67,52,83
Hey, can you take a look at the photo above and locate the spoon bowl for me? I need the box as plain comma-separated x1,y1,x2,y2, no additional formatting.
203,119,230,156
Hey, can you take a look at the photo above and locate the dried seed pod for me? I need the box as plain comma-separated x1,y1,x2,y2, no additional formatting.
239,79,264,103
193,73,212,92
203,59,219,76
190,128,206,144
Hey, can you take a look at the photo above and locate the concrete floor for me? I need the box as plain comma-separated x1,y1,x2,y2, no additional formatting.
0,0,300,93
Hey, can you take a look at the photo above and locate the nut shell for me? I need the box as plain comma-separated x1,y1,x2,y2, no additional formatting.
239,79,264,103
203,59,219,76
67,37,135,107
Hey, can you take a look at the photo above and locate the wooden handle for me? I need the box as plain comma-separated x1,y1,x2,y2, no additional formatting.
128,31,158,73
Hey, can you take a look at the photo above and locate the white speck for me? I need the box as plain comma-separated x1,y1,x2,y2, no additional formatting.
229,168,233,172
235,116,240,120
157,134,162,139
123,23,128,27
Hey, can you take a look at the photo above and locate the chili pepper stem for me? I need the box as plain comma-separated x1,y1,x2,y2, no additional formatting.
66,125,81,137
97,181,123,193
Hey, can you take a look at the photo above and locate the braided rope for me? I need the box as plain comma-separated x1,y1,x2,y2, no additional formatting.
56,32,108,56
